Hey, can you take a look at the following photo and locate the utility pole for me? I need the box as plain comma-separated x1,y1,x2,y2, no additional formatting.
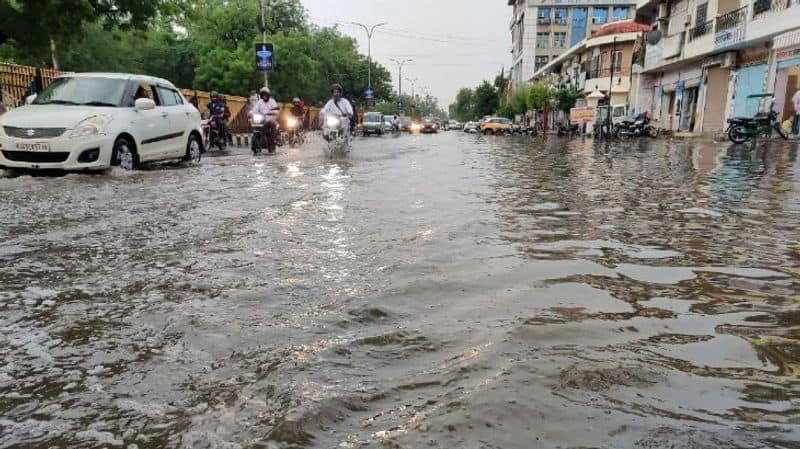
405,77,418,100
351,22,387,92
390,58,413,104
259,0,269,89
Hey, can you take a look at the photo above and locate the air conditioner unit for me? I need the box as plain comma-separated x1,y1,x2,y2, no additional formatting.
721,52,736,68
657,3,669,19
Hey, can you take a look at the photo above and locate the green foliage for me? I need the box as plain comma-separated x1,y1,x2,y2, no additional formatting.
496,103,514,119
553,87,583,114
473,81,499,119
510,91,527,115
450,88,475,121
526,82,553,111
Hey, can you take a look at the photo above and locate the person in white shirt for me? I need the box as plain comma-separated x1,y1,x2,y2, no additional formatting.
321,84,353,132
250,87,280,146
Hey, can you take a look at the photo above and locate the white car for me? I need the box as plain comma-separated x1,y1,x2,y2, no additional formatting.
0,73,204,171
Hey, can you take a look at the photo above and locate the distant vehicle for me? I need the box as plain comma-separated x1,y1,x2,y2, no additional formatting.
448,120,460,130
463,121,479,133
0,72,203,171
421,118,438,134
362,111,385,136
479,117,513,135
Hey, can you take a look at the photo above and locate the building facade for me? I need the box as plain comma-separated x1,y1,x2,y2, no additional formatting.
508,0,638,91
633,0,800,134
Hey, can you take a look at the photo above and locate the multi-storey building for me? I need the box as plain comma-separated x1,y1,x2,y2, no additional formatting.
633,0,800,134
508,0,638,91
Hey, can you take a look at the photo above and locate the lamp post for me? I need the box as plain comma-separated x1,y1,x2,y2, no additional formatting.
351,22,387,93
390,58,413,100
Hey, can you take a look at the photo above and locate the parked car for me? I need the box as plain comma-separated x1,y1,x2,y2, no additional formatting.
362,111,385,136
421,118,438,134
0,73,203,171
479,117,513,135
448,120,460,130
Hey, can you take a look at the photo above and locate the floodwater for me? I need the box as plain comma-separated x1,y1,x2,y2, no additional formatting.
1,133,798,449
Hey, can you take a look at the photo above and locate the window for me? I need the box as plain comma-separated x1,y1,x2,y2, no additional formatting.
157,86,182,106
592,8,608,24
612,51,623,73
695,3,708,25
612,7,628,21
33,77,129,107
553,32,567,48
554,8,568,25
537,32,550,48
601,51,609,75
535,56,550,71
538,8,551,24
132,84,160,105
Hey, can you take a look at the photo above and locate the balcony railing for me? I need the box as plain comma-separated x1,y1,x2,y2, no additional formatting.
714,6,747,48
585,66,632,78
538,18,551,25
688,20,713,41
752,0,793,19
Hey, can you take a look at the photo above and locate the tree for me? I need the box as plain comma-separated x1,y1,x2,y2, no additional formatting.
510,90,527,115
526,81,552,112
0,0,178,68
450,88,475,121
473,81,499,118
554,87,582,114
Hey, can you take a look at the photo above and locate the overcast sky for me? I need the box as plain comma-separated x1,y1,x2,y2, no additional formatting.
302,0,511,108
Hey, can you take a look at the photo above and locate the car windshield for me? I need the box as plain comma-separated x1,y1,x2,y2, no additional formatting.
365,112,382,122
33,77,128,107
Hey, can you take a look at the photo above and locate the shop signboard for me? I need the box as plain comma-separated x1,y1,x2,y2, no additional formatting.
569,106,596,124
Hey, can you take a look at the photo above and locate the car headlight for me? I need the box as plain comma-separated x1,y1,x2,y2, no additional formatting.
251,113,264,124
69,115,112,139
326,117,340,128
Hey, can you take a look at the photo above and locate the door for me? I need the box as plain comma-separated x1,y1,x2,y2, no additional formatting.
702,67,730,133
156,86,190,158
680,87,698,131
131,84,173,161
732,63,768,118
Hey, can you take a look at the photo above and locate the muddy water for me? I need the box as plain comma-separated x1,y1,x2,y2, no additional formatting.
1,134,798,449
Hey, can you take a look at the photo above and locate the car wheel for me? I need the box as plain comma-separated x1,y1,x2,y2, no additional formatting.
184,134,202,165
113,137,138,170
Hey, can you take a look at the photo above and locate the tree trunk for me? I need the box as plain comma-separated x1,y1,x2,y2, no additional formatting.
50,37,59,70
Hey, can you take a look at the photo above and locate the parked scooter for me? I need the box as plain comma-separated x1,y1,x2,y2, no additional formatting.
614,112,658,138
726,94,788,144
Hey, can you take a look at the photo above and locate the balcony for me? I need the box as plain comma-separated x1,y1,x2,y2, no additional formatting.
752,0,792,20
688,20,713,42
538,18,551,25
714,6,747,49
585,66,632,79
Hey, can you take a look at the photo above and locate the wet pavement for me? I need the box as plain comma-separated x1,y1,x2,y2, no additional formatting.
1,132,799,449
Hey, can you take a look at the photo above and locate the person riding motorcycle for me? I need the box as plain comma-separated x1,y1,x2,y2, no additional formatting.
205,91,230,140
391,115,401,132
290,97,306,129
321,84,353,134
250,87,279,145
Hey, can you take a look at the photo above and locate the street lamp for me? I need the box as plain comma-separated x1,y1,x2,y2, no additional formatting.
390,58,413,100
351,22,387,93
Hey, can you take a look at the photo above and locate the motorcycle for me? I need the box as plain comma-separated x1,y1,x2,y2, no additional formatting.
205,116,228,151
322,115,350,155
557,121,581,137
250,111,278,155
726,95,788,144
279,116,305,147
614,113,658,138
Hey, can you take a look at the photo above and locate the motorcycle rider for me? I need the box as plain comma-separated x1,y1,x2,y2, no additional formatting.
291,97,306,128
250,87,279,146
321,84,353,134
391,115,401,132
205,91,230,144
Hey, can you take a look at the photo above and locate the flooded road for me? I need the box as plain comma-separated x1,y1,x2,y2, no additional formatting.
1,133,799,449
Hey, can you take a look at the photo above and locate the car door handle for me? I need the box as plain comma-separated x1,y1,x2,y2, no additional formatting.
161,112,169,118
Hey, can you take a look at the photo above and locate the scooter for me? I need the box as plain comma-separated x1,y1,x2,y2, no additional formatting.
726,95,788,144
614,113,658,138
250,112,278,155
322,115,350,155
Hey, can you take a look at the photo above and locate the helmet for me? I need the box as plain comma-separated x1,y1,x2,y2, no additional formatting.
292,97,300,103
260,87,271,95
210,90,219,98
330,83,343,94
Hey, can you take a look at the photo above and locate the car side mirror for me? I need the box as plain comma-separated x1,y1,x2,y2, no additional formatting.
135,98,156,111
25,94,37,105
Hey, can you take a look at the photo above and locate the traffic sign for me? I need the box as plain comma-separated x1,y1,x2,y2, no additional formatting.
255,43,274,71
365,89,374,100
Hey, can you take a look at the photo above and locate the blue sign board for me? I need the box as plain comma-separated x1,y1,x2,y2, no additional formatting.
397,101,403,109
364,89,374,100
255,43,274,72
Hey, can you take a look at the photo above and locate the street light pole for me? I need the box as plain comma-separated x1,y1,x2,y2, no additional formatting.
405,77,418,100
259,0,269,89
351,22,387,92
390,58,413,104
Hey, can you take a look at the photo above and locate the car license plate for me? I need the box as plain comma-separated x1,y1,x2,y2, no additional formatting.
15,142,51,152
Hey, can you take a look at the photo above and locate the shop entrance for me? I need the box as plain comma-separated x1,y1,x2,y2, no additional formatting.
702,66,730,133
